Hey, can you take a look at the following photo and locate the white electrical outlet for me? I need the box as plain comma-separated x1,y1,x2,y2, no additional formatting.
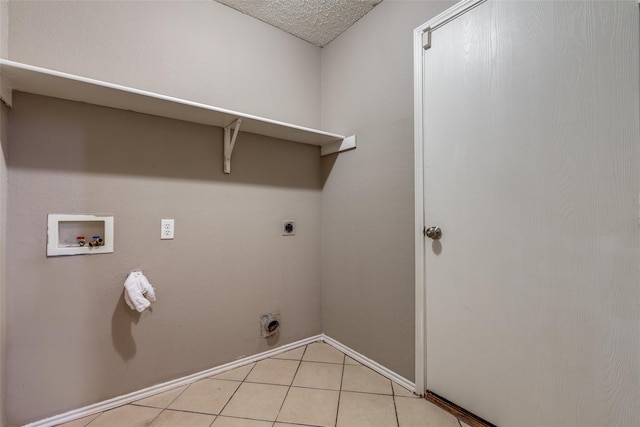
161,219,174,240
282,220,296,236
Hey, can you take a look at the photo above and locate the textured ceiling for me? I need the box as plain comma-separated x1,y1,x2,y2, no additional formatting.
214,0,382,47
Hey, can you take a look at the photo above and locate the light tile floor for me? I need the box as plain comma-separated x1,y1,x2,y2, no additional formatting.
58,342,467,427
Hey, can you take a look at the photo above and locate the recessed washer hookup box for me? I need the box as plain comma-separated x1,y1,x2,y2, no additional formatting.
47,214,114,256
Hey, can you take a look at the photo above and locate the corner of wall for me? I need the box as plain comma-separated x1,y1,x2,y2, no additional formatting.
318,0,458,382
0,2,9,425
0,102,7,427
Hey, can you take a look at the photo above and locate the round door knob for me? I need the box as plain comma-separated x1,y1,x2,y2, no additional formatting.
425,226,442,240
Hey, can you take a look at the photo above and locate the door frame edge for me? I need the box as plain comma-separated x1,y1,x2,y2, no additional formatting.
413,0,488,397
413,21,427,397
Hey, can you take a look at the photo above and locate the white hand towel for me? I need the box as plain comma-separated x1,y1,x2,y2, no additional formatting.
124,270,156,312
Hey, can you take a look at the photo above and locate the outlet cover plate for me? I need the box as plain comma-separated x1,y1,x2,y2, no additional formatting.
161,219,175,239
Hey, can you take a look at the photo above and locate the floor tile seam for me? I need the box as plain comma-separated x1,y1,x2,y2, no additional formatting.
207,377,244,384
299,360,344,366
273,421,326,427
209,376,248,420
206,361,260,418
339,389,394,397
291,361,344,391
391,391,401,427
63,413,94,427
393,395,422,400
151,406,224,417
83,405,130,427
345,362,386,375
239,360,258,381
164,383,191,409
130,402,162,409
247,357,302,386
287,384,341,392
272,354,305,425
85,405,112,427
83,411,102,426
300,344,310,361
216,413,285,424
272,421,324,427
75,417,91,427
391,383,420,399
82,404,164,427
129,382,192,412
77,415,96,427
208,362,258,383
333,358,346,427
244,379,296,387
145,406,168,427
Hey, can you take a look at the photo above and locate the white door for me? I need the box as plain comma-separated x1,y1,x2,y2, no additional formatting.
417,1,640,426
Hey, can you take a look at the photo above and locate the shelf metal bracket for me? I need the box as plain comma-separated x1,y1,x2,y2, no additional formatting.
224,118,242,174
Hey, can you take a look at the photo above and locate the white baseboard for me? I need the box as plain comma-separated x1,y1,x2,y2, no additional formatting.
25,333,415,427
320,334,416,394
24,335,323,427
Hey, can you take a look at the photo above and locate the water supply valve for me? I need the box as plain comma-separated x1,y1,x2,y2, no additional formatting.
88,236,105,247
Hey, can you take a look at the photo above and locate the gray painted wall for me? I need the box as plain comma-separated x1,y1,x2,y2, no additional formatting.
1,1,8,425
4,2,323,425
0,107,6,427
3,0,463,424
0,105,6,427
7,93,322,426
320,0,456,381
8,0,321,128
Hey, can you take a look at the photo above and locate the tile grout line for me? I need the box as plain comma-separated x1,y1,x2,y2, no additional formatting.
60,340,418,427
391,379,401,427
278,359,343,366
145,408,165,426
212,360,259,422
271,344,307,426
83,411,101,426
86,377,199,427
80,343,409,427
334,351,346,427
144,380,196,427
137,406,223,417
84,405,218,427
82,413,101,427
258,383,340,392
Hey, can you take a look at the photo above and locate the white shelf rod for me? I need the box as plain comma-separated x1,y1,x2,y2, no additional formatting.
224,118,242,174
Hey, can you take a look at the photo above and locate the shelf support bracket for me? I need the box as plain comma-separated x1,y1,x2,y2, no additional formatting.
0,75,13,107
224,118,242,174
320,135,357,156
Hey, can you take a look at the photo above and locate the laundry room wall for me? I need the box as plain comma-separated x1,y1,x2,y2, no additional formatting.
0,0,8,425
320,0,457,382
4,2,324,425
